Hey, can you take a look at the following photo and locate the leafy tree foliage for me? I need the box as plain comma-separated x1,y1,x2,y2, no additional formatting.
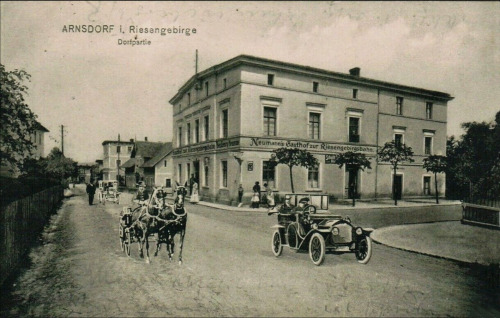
0,64,39,170
446,111,500,201
332,151,372,206
377,141,415,205
268,147,319,193
422,155,447,204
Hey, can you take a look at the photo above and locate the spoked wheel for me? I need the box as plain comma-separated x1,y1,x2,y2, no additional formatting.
309,233,325,266
271,230,283,257
355,236,372,264
119,225,125,252
125,229,131,256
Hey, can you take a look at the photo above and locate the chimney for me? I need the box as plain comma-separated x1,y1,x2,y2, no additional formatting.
145,137,148,141
349,67,360,77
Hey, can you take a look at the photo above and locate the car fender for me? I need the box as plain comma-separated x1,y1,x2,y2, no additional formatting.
270,224,286,229
363,228,374,235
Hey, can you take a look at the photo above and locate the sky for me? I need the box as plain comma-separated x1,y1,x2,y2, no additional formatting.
1,1,499,163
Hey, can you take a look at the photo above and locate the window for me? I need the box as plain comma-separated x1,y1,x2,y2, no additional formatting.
349,117,360,143
177,127,182,147
396,97,403,115
204,163,209,186
116,146,121,153
205,81,209,97
116,159,121,167
309,112,320,140
424,136,433,155
313,81,319,93
263,107,277,136
38,132,42,144
426,102,433,119
204,115,209,141
187,123,191,145
308,165,319,188
187,92,191,105
423,176,431,195
178,164,182,183
267,74,274,86
262,161,276,188
222,109,228,138
166,179,171,188
195,119,200,143
223,78,227,89
394,133,403,148
128,146,132,153
164,160,167,168
353,89,358,99
221,161,228,187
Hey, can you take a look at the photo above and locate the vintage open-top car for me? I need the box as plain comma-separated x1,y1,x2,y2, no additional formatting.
268,197,373,266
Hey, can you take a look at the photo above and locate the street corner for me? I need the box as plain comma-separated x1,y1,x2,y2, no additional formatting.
371,221,500,266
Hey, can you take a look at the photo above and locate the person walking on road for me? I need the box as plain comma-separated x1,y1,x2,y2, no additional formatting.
86,180,96,206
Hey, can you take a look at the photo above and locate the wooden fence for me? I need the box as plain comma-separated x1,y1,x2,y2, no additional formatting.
0,185,64,287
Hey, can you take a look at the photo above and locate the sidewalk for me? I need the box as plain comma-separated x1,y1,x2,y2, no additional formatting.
196,199,499,266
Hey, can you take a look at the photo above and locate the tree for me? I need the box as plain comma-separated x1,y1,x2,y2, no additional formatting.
268,147,319,193
423,155,447,204
377,141,415,205
332,151,372,206
1,64,39,171
43,147,78,186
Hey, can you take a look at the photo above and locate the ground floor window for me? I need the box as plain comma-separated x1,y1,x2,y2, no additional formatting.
221,160,228,188
263,161,276,188
166,178,171,188
204,164,209,186
308,166,319,188
423,176,431,195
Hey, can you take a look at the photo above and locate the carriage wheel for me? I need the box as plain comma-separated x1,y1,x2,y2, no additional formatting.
125,230,131,256
271,230,283,257
309,233,325,266
119,225,125,252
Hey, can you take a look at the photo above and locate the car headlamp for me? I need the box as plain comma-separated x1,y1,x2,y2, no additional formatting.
332,227,339,235
312,223,318,230
355,227,363,235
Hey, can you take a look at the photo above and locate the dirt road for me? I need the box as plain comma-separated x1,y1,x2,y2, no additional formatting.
1,185,497,317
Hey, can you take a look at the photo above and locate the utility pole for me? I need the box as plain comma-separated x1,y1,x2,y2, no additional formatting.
61,125,65,155
195,49,198,74
117,134,121,183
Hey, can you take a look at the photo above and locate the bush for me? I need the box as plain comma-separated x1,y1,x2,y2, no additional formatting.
0,176,59,206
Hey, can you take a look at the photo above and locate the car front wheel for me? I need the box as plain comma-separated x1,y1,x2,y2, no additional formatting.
271,230,283,257
309,233,325,266
355,236,372,264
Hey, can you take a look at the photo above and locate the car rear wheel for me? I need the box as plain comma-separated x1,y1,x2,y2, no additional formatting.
309,233,325,266
271,230,283,257
355,236,372,264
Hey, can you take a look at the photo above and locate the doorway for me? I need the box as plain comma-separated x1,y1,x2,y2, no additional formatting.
393,174,403,200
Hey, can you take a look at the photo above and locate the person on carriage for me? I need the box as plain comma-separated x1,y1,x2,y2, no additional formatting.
132,181,150,207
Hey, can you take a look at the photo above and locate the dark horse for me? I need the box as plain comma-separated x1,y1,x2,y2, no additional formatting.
154,185,188,265
129,187,171,263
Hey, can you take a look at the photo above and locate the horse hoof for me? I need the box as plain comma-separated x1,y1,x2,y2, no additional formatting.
179,260,182,265
146,259,150,264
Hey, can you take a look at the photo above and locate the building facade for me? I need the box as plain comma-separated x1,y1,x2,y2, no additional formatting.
101,139,134,182
169,55,453,205
122,140,169,188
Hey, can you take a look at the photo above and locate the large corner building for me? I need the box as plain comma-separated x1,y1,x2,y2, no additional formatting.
169,55,453,205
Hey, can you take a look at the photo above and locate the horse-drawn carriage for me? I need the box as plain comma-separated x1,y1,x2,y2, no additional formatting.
268,194,373,266
118,185,188,264
98,180,121,205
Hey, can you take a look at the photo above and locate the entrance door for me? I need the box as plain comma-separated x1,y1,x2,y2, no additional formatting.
393,174,403,200
193,160,200,184
347,168,358,199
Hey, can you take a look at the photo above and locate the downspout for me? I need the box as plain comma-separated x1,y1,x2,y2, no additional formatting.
375,89,380,200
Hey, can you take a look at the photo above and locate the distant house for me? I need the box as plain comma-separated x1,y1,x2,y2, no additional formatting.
101,139,134,182
0,121,49,178
141,142,173,192
123,139,169,188
77,162,97,184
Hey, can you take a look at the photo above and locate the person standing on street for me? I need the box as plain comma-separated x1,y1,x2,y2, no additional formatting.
86,180,96,206
252,181,261,208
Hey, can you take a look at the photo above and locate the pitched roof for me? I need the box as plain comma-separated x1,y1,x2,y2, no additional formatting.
35,121,49,132
133,141,166,158
120,158,136,168
142,143,173,167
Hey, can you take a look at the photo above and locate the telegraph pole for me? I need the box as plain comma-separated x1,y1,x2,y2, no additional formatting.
61,125,65,155
195,49,198,74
